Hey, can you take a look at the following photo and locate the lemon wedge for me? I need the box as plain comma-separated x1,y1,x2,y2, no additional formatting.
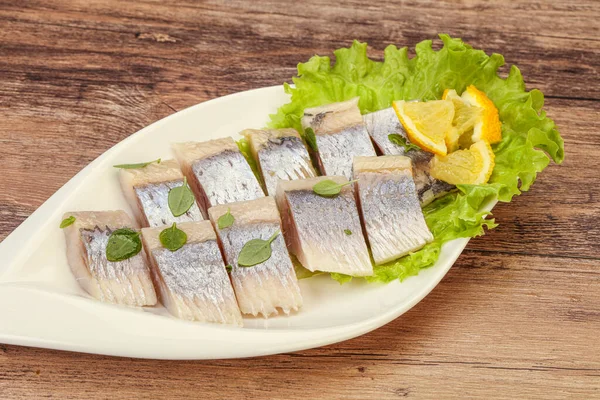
393,100,454,156
461,85,502,144
429,140,495,185
442,89,483,151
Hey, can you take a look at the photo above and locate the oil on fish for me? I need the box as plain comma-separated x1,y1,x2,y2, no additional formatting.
61,210,157,306
241,128,317,196
276,176,372,277
354,156,433,265
172,137,265,216
141,221,242,325
119,159,203,227
301,97,376,179
208,196,302,317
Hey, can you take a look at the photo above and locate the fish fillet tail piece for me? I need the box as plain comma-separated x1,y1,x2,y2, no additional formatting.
142,221,242,325
276,176,373,277
119,159,203,227
62,211,157,306
354,156,434,265
241,128,317,196
363,107,454,205
172,138,265,216
208,196,302,318
301,97,376,179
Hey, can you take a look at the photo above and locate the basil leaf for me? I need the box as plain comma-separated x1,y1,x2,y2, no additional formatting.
344,229,352,235
225,264,233,273
168,177,195,217
237,230,280,267
106,228,142,262
312,179,357,197
388,134,421,152
218,208,235,229
159,223,187,252
60,216,76,228
304,127,318,151
113,158,161,169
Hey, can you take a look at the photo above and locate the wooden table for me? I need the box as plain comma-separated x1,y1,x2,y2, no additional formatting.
1,1,598,398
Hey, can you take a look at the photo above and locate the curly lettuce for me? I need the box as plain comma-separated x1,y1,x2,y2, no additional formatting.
269,34,564,283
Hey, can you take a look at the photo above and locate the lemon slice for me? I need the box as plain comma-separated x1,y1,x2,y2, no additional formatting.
442,89,483,152
429,140,495,185
461,85,502,144
393,100,454,156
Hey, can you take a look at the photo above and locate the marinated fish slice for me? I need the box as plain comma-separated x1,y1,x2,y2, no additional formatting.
354,156,434,265
276,176,372,276
208,197,302,317
172,137,265,215
119,159,203,228
61,211,157,306
301,97,376,179
241,128,317,196
141,221,242,325
363,107,454,205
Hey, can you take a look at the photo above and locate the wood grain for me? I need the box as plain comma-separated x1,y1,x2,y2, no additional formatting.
0,0,598,398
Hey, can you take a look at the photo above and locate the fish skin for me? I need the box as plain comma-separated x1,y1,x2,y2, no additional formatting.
363,107,454,205
134,181,204,227
119,159,203,227
276,176,373,277
208,197,302,318
354,156,434,265
172,138,265,216
142,221,242,326
62,211,157,306
302,98,376,179
242,128,317,196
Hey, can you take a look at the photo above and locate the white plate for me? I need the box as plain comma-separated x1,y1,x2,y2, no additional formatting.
0,85,483,359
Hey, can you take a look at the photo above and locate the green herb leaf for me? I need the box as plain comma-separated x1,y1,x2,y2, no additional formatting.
106,228,142,262
60,216,76,228
113,158,161,169
168,177,195,217
312,179,357,197
304,127,318,151
218,208,235,229
344,229,352,235
388,134,421,152
225,264,233,273
237,230,280,267
159,223,187,252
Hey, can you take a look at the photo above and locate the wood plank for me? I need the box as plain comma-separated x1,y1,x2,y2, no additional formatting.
0,0,599,108
1,252,598,399
468,99,600,258
0,80,174,237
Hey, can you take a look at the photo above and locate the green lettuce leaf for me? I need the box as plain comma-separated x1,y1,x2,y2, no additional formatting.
269,34,564,283
236,138,264,186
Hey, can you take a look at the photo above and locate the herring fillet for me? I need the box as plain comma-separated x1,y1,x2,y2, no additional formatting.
363,107,454,205
354,156,434,265
301,97,376,179
172,137,265,216
208,196,302,317
119,159,203,227
141,221,242,325
276,176,373,276
242,128,317,196
61,210,157,306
